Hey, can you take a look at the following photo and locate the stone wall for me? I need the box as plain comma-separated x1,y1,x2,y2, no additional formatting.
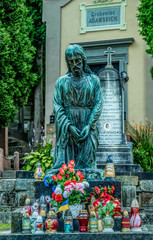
1,175,153,225
0,179,35,212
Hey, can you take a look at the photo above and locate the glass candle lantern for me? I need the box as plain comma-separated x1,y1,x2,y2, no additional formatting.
64,209,73,232
35,215,44,234
34,162,44,181
45,210,58,234
130,199,142,232
121,210,131,232
77,210,89,232
22,212,31,234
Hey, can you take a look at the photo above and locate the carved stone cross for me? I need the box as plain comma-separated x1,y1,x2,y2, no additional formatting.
104,47,115,69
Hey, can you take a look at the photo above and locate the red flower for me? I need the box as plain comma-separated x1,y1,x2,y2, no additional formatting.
112,186,115,191
52,175,57,181
104,186,107,192
66,174,70,178
71,180,77,184
95,186,100,194
76,171,85,180
93,200,100,207
55,194,63,202
103,203,106,207
80,174,85,180
69,167,74,173
90,192,94,197
52,192,56,200
69,160,75,166
111,189,114,194
57,174,62,180
64,180,71,186
62,164,68,170
59,168,65,175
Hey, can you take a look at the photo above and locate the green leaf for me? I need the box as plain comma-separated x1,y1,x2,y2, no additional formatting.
26,164,32,171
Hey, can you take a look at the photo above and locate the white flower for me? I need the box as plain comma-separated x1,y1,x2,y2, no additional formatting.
45,195,51,202
54,186,62,195
63,191,70,199
32,202,39,210
82,181,89,188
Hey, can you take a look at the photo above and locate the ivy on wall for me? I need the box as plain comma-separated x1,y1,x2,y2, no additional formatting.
0,0,45,127
137,0,153,79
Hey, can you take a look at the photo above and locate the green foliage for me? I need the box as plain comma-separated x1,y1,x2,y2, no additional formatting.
137,0,153,79
132,119,153,172
98,201,116,218
23,141,53,171
0,0,45,127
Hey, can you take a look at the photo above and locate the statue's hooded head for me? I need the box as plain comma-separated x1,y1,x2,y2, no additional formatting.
65,44,92,75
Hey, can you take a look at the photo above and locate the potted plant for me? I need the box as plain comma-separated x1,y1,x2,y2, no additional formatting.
44,160,89,218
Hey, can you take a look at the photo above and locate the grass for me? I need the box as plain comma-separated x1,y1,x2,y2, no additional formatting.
0,224,11,230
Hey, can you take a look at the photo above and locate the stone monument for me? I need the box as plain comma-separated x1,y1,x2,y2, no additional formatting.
96,47,141,172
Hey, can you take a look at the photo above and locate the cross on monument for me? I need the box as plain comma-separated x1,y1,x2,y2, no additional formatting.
104,47,115,69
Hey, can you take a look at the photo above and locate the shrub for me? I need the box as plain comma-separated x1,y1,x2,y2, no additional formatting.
132,118,153,172
23,141,53,171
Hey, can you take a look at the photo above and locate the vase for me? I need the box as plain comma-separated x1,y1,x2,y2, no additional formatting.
69,204,83,219
103,214,114,232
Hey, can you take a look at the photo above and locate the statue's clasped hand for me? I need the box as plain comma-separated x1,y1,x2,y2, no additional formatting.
69,125,81,141
78,124,90,142
69,124,90,142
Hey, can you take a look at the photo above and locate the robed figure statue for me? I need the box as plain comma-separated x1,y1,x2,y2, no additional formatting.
53,44,102,169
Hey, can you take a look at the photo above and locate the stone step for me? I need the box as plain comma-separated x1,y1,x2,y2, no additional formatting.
2,233,153,239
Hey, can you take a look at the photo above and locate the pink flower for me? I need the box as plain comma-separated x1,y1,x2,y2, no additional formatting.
69,160,75,166
69,167,74,173
81,189,84,194
62,164,68,170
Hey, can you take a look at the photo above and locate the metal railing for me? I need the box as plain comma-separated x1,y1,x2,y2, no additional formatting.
0,148,19,176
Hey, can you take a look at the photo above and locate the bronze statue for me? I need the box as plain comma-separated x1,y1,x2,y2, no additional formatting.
52,44,102,169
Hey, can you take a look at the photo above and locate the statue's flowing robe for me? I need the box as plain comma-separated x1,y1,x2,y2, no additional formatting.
53,72,102,168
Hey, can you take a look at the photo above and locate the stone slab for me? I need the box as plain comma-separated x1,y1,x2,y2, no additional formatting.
16,171,34,179
0,233,153,240
34,180,121,200
0,212,11,224
139,192,153,208
97,164,142,173
140,180,153,192
115,176,138,186
122,186,136,207
140,210,153,225
15,179,27,191
11,208,23,233
0,180,15,192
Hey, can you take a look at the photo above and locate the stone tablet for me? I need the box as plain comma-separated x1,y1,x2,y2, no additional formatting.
87,7,120,27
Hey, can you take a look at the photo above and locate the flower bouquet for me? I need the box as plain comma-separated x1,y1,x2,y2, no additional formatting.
44,160,89,217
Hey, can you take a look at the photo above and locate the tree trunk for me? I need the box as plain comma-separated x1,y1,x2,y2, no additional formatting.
0,127,8,157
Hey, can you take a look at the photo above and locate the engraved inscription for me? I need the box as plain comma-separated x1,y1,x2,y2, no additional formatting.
98,81,123,145
87,7,120,27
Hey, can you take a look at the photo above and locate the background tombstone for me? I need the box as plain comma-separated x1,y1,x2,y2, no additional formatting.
96,47,135,169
